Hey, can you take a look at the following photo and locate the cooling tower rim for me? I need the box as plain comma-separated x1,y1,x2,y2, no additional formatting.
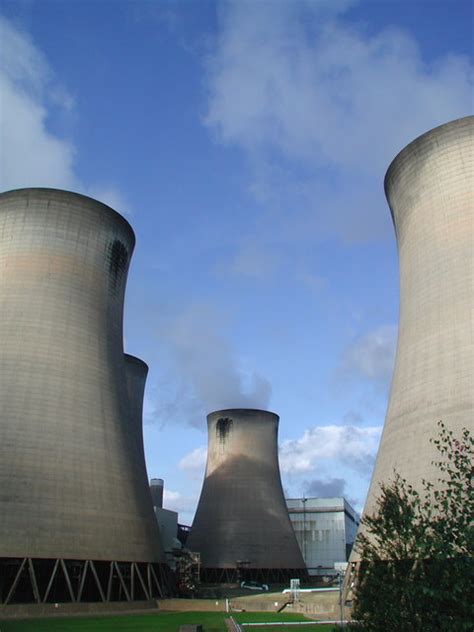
150,478,164,486
124,353,149,372
384,115,473,196
207,408,279,420
0,187,135,245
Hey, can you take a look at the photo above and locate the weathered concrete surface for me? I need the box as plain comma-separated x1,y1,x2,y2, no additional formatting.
158,592,345,619
0,188,165,563
124,353,151,473
359,117,473,537
187,409,305,572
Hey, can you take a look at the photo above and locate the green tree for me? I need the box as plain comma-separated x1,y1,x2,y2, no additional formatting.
349,421,473,632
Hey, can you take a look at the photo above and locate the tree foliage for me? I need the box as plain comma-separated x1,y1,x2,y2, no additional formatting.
349,421,473,631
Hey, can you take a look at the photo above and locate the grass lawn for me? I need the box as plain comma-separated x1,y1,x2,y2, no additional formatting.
0,611,340,632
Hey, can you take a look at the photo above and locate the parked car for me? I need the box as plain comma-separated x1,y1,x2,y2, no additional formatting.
240,580,269,591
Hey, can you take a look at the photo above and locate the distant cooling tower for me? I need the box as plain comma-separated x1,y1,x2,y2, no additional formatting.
359,116,474,542
0,189,169,604
187,409,306,583
150,478,164,509
124,353,150,466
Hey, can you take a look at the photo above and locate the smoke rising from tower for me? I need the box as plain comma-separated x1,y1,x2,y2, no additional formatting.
154,304,272,427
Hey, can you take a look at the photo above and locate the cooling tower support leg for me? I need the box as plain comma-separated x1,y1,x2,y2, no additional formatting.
0,558,173,604
132,562,150,600
3,558,27,605
60,559,77,602
88,561,106,602
42,559,60,603
149,562,164,598
27,559,40,603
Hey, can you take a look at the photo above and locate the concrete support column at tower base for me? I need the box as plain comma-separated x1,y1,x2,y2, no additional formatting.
0,557,174,605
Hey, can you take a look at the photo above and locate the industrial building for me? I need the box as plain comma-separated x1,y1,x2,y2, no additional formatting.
150,479,181,565
187,409,306,583
353,116,474,556
150,478,165,511
0,188,170,604
286,498,359,576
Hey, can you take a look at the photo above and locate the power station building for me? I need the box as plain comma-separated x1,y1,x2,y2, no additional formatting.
0,188,169,604
187,409,306,582
286,497,359,576
355,116,474,553
150,479,181,565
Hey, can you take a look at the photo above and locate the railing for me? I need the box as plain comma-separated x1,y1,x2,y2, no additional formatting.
226,617,243,631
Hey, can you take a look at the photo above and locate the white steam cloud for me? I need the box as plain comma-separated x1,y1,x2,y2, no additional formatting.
280,424,382,477
339,324,398,387
153,303,272,428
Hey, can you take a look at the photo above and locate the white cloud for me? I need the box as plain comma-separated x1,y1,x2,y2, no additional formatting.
163,488,199,518
0,13,55,99
0,15,77,191
207,3,472,170
304,477,347,498
302,476,360,509
339,324,397,385
0,15,125,210
279,424,382,477
179,446,207,473
205,2,473,248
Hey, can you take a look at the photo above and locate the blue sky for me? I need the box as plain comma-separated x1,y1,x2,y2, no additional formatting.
1,0,472,523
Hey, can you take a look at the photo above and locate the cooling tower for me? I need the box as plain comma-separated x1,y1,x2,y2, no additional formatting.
187,409,306,583
0,188,169,604
359,116,474,544
150,478,164,509
124,353,150,466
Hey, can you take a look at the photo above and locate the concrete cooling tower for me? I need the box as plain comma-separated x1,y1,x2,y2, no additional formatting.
124,353,150,466
358,116,473,547
187,409,306,583
0,188,169,605
150,478,164,509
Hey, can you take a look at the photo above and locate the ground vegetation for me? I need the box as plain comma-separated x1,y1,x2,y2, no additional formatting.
0,611,338,632
349,421,473,631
